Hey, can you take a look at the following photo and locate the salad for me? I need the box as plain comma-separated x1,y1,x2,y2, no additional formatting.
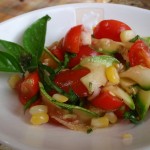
1,15,150,132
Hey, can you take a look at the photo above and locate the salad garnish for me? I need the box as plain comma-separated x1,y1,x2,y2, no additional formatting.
1,15,150,132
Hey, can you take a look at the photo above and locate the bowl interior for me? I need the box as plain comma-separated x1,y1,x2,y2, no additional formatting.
0,3,150,150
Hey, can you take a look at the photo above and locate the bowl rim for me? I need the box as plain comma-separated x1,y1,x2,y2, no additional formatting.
1,2,150,25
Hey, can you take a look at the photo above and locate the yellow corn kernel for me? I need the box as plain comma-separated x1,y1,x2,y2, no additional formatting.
122,133,133,139
122,133,133,145
105,66,120,84
29,105,48,115
105,112,118,124
91,116,109,128
52,93,68,103
30,113,49,125
8,74,21,89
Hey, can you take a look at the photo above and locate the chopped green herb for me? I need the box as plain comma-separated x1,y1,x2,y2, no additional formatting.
124,110,140,124
129,35,140,42
24,93,40,112
87,128,93,134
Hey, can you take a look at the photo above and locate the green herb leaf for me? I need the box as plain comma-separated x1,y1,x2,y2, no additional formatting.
67,88,79,105
63,53,76,68
24,93,40,112
39,82,99,118
0,51,23,72
38,62,57,91
44,72,65,94
55,52,76,73
124,110,140,124
45,74,79,105
0,39,27,61
40,65,80,105
20,53,34,71
44,47,60,64
23,15,51,63
87,128,93,134
39,62,56,79
0,39,33,72
129,35,140,43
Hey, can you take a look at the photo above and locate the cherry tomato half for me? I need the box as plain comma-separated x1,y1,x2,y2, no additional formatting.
128,40,150,68
20,71,39,98
93,20,131,41
49,39,65,61
68,45,101,68
54,68,90,97
91,91,124,111
62,25,83,53
18,92,42,105
16,71,40,105
51,46,65,61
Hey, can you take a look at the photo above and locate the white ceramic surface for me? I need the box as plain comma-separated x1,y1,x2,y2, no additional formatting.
0,3,150,150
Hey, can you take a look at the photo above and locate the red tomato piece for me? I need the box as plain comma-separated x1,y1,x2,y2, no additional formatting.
68,45,101,68
114,104,129,119
16,72,41,106
91,91,124,111
93,20,131,41
20,71,40,99
18,92,42,105
49,39,65,61
54,68,90,97
51,47,65,61
128,40,150,68
63,25,83,53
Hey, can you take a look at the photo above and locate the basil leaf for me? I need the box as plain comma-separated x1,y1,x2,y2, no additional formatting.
39,62,56,79
44,47,60,64
0,39,37,72
129,35,140,43
67,88,79,105
39,82,99,118
38,62,56,91
24,93,40,112
0,51,23,72
87,128,93,134
39,62,80,105
0,39,27,61
20,53,34,72
44,73,64,94
124,110,140,124
23,15,51,60
55,52,76,73
43,71,79,105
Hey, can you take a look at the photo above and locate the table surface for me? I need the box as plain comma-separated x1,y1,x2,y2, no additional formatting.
0,0,149,22
0,0,150,150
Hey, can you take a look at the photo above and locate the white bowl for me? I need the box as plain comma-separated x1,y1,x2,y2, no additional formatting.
0,3,150,150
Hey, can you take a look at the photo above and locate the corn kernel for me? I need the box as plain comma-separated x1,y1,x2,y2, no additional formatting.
105,112,118,124
8,74,21,89
30,113,49,125
91,116,109,128
105,66,120,84
122,133,133,145
122,133,133,139
29,105,48,115
120,30,136,42
52,93,68,103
